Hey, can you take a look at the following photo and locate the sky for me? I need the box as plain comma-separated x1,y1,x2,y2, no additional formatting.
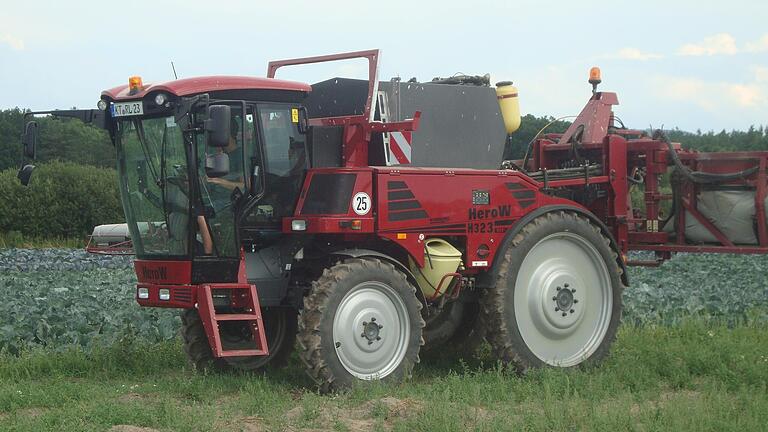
1,0,767,132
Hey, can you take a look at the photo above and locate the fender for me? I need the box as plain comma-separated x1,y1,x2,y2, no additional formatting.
480,205,630,287
330,248,429,310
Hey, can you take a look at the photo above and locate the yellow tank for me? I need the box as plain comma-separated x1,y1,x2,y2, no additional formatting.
408,238,462,298
496,81,521,134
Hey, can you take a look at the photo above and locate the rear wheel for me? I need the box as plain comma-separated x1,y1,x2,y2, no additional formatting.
482,211,623,370
298,258,424,392
181,307,297,372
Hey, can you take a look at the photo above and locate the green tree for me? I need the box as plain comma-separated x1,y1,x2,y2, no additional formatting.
0,161,124,238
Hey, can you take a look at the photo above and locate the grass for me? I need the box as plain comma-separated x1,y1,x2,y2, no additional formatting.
0,320,766,431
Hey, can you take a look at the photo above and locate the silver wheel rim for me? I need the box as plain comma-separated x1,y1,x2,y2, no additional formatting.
514,232,613,367
333,281,410,380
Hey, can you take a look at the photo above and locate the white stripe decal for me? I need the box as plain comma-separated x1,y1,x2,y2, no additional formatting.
390,131,411,162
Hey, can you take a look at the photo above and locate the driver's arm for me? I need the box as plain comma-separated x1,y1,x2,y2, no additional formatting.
206,176,244,191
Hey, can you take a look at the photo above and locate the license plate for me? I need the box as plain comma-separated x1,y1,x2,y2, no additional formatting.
111,101,144,117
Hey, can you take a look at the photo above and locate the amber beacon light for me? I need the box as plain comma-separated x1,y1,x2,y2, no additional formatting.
128,76,143,94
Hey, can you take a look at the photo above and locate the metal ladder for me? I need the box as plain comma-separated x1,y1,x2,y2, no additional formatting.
197,283,269,357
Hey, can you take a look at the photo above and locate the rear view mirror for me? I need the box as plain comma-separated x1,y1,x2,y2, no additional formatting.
17,164,36,186
205,152,230,178
22,121,38,159
205,105,232,147
297,107,309,134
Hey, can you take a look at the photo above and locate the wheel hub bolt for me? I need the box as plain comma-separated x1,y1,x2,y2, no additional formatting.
553,285,577,317
361,320,383,343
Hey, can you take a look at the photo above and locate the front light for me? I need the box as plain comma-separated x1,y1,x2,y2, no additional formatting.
159,288,170,301
154,93,167,106
97,100,108,111
291,220,307,231
137,287,149,299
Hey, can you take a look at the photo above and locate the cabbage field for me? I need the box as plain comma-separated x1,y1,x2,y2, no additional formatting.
1,248,767,354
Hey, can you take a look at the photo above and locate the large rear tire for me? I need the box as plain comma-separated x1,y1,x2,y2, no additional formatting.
181,307,297,372
298,258,424,392
482,211,624,371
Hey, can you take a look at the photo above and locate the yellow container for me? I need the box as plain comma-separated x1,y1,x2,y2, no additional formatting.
409,238,462,298
496,81,521,134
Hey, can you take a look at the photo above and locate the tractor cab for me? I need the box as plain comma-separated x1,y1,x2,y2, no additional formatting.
20,75,311,282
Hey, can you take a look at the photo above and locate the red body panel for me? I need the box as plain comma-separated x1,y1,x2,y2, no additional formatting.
134,260,191,284
373,167,570,268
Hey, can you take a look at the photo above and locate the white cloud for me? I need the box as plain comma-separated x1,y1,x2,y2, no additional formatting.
753,66,768,83
727,84,764,107
745,34,768,53
654,75,766,112
678,33,738,56
615,47,663,61
0,34,25,51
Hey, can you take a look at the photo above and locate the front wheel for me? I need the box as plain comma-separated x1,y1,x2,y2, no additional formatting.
482,211,624,370
298,258,424,392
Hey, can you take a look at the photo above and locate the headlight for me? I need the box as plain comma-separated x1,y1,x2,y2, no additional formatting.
154,93,167,106
137,287,149,299
97,100,108,111
159,288,170,301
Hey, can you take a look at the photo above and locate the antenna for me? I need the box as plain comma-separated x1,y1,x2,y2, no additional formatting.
171,61,178,80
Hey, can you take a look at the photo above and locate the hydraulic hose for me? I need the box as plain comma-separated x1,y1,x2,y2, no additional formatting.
654,129,759,184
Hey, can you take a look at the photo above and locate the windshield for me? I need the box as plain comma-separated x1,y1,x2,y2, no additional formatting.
116,116,190,258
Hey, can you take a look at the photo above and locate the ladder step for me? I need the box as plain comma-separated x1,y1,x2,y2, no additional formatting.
209,284,252,290
215,313,261,322
218,348,268,357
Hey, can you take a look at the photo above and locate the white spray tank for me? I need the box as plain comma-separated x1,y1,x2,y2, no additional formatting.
408,238,463,298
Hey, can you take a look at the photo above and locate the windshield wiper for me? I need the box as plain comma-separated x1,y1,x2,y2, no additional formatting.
133,119,162,188
160,124,172,231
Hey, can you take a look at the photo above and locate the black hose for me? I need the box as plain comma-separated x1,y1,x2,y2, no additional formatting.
654,129,759,184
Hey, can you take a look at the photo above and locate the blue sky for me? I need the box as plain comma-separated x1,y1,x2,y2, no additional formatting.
1,0,766,132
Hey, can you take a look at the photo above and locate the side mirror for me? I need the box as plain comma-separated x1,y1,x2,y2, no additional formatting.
205,105,231,147
22,121,38,159
17,164,36,186
297,107,309,134
205,152,230,178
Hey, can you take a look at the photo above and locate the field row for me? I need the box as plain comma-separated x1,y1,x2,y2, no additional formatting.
1,249,767,353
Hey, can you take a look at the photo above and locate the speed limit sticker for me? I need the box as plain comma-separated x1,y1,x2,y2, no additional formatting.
352,192,371,215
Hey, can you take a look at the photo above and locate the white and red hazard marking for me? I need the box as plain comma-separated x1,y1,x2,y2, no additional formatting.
388,131,412,164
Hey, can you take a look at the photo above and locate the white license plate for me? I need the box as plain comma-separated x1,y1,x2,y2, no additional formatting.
111,101,144,117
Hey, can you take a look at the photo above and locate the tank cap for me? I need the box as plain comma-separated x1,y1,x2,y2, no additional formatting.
496,81,514,87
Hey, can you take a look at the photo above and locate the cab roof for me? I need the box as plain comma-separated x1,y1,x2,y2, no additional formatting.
102,76,312,101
